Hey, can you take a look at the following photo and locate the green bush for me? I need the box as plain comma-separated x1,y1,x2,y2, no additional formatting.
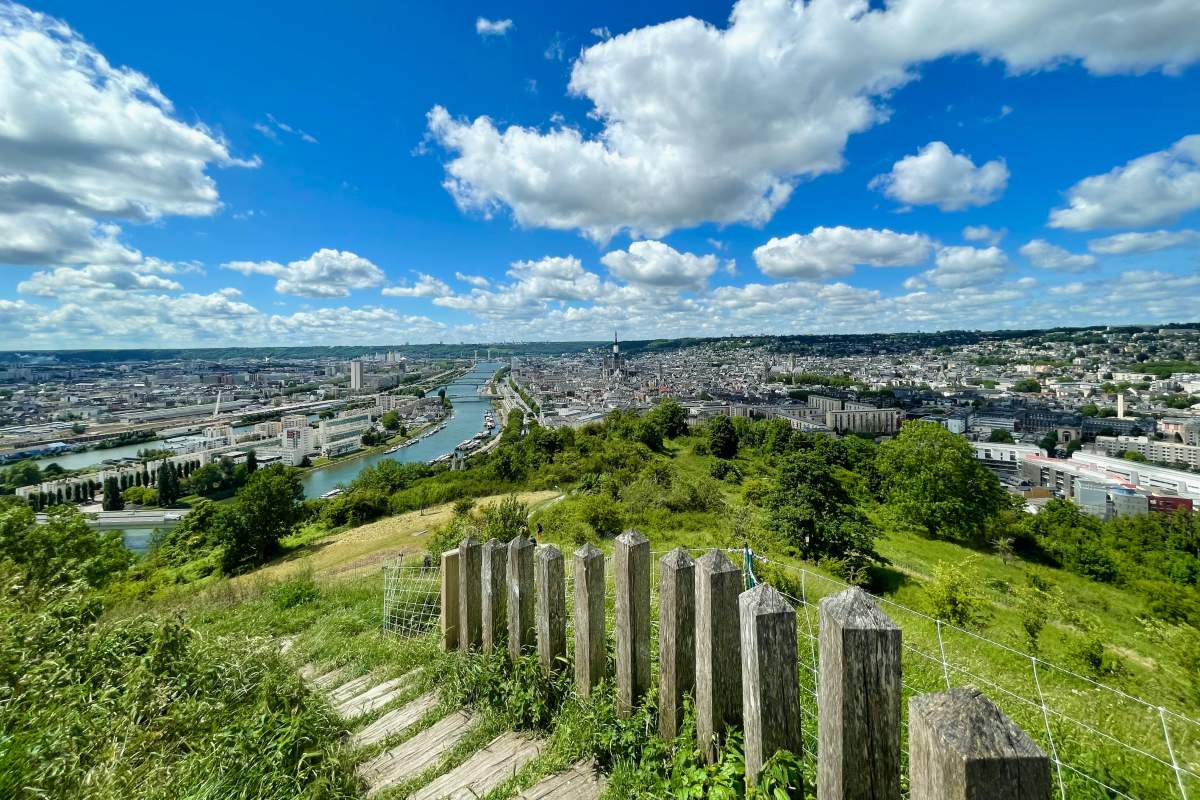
271,574,320,610
922,558,992,629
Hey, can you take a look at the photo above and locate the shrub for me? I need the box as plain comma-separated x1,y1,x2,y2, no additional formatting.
271,574,319,610
922,558,992,629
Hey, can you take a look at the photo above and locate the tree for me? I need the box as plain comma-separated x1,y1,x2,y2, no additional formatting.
766,450,879,566
987,429,1015,443
876,421,1006,540
244,450,258,474
0,501,130,590
1080,403,1100,417
707,416,739,459
1013,378,1042,393
380,411,401,431
923,558,991,629
188,463,225,497
217,465,304,574
101,476,124,511
648,399,689,439
157,461,180,506
1039,431,1060,455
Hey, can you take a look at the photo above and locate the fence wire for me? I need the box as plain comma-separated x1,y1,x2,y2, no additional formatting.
382,544,1198,799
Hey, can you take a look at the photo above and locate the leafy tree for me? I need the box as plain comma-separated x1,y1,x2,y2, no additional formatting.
1080,403,1100,417
987,429,1015,443
1122,450,1147,463
923,558,991,629
0,501,130,590
707,416,739,459
876,421,1006,540
101,476,124,511
217,465,304,574
245,450,258,474
156,461,180,506
765,450,879,565
188,463,225,497
577,493,624,538
1013,378,1042,393
483,494,528,541
1039,431,1060,454
380,411,401,431
648,399,689,438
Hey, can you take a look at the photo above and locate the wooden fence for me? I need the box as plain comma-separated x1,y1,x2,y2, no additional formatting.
440,532,1051,798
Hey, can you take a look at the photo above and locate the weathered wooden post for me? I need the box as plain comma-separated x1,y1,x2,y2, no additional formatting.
741,583,802,788
481,538,508,652
695,548,743,761
535,544,566,672
440,548,460,652
458,536,482,651
573,542,606,696
614,529,650,716
819,586,902,800
506,534,536,661
908,687,1050,800
658,547,696,740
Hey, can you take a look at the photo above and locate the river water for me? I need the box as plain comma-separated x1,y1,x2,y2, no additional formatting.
111,362,499,553
299,362,499,498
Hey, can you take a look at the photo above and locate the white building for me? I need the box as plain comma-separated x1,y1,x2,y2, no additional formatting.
350,359,364,391
318,410,372,458
1069,451,1200,502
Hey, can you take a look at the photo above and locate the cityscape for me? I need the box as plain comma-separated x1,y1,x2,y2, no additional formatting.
2,2,1200,800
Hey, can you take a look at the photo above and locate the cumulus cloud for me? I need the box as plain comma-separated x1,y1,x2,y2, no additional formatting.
600,240,719,290
476,17,513,36
920,246,1008,288
870,142,1008,211
962,224,1006,245
224,249,386,298
427,0,1196,240
753,226,932,279
1087,228,1200,254
455,272,491,288
382,272,452,298
1019,239,1097,272
434,256,602,319
18,260,183,298
1049,135,1200,230
0,3,257,266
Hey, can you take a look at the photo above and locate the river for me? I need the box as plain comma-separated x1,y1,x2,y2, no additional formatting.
113,362,500,553
299,362,500,498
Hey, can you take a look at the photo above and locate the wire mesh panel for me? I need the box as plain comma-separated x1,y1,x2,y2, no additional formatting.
382,554,442,638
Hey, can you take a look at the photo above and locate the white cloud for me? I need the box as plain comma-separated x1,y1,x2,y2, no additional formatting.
753,226,932,279
434,256,602,319
1049,282,1087,295
544,32,565,61
428,0,1197,240
920,246,1008,288
455,272,491,288
591,26,612,40
0,3,257,266
1049,135,1200,230
1087,228,1200,255
870,141,1008,211
382,272,452,298
475,17,513,36
600,240,718,290
224,249,386,298
18,260,183,298
1019,239,1097,272
962,225,1006,245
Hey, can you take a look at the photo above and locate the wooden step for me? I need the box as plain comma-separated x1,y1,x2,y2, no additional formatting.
328,675,374,706
352,690,439,749
335,671,418,720
299,663,320,681
358,710,475,796
516,761,607,800
312,668,348,690
409,731,545,800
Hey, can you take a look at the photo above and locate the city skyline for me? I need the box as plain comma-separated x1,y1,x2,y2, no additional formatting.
2,0,1200,349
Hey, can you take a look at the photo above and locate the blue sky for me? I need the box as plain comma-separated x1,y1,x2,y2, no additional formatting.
2,0,1200,348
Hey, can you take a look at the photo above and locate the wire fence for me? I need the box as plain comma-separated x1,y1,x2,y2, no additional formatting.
382,544,1199,799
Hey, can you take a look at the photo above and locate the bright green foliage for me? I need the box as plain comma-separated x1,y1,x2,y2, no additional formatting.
156,460,180,505
647,398,690,438
1013,378,1043,393
0,502,130,591
380,410,401,430
483,494,528,541
923,557,992,629
987,428,1015,443
876,421,1007,540
0,460,43,493
707,416,738,459
101,475,123,511
766,451,879,566
217,465,304,574
121,485,157,506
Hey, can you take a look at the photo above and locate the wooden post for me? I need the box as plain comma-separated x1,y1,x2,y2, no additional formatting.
535,544,566,672
819,586,902,800
573,542,606,696
741,583,802,788
695,548,743,762
658,547,696,740
614,529,650,717
440,548,460,652
481,538,508,652
908,687,1050,800
458,536,482,651
506,535,536,661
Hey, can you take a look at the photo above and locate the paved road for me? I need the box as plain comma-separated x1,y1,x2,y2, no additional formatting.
36,509,189,528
